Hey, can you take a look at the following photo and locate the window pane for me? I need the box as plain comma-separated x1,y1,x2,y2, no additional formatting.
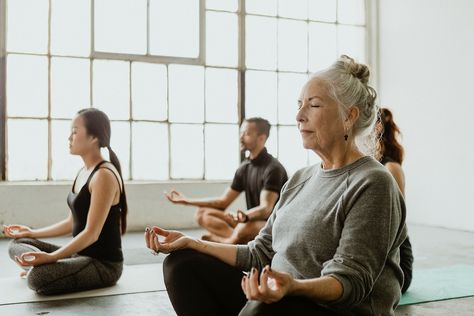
246,71,277,124
51,120,83,180
206,0,237,12
7,55,48,117
278,19,308,72
6,0,48,53
338,0,365,25
150,0,199,58
205,124,239,180
109,122,130,180
205,68,238,123
266,125,278,157
7,119,48,180
309,22,337,72
94,0,147,54
338,25,366,63
278,0,307,19
51,57,90,119
170,124,204,179
278,73,307,124
278,126,307,176
132,122,168,180
246,16,277,70
93,60,130,120
132,62,167,121
169,65,204,123
309,0,336,22
246,0,277,16
51,0,90,56
206,12,238,67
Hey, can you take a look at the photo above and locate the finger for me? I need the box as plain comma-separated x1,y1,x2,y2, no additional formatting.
152,226,170,237
248,268,260,298
243,275,252,300
15,255,29,267
144,227,151,248
170,190,178,198
241,276,250,299
148,231,156,251
259,266,270,294
152,233,163,253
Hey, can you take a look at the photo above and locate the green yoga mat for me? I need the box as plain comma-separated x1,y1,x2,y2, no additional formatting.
399,264,474,305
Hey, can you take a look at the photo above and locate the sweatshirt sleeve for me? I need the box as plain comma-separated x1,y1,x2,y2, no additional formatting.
235,200,277,271
234,179,292,271
321,170,406,307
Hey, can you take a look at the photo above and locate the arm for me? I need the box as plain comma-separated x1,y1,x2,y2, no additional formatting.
30,215,73,238
145,226,238,266
385,162,405,195
165,187,240,210
3,215,73,239
50,168,119,260
243,171,404,306
319,172,405,307
240,190,279,222
16,168,120,266
242,267,343,304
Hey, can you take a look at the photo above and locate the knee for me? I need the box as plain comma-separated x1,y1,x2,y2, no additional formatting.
194,208,208,225
163,249,198,285
8,238,31,259
26,266,49,294
233,223,261,244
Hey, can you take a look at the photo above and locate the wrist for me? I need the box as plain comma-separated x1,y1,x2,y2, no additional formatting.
287,279,303,296
28,229,37,238
49,251,60,262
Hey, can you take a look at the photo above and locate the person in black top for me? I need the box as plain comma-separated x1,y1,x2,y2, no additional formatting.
376,107,414,293
3,108,127,295
165,117,288,244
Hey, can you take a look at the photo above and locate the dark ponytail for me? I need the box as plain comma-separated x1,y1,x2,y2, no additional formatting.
107,145,128,234
77,108,128,234
376,107,404,164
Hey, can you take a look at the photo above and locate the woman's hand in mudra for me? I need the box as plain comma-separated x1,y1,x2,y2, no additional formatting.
145,226,192,254
15,251,57,267
3,224,34,239
241,265,296,304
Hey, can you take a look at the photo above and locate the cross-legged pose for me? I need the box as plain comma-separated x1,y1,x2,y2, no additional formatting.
165,117,288,244
3,108,128,295
146,56,408,315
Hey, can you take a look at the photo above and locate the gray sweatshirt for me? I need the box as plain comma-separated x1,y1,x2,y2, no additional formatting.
236,156,407,316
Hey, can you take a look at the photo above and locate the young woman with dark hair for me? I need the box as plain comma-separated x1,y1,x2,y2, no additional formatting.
3,108,128,295
376,107,414,293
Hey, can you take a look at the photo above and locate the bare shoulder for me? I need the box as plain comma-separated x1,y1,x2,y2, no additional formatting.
90,163,122,191
385,162,404,177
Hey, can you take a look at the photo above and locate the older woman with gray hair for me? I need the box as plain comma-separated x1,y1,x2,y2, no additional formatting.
145,55,407,316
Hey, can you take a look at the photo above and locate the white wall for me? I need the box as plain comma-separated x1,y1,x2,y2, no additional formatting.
0,182,246,232
378,0,474,231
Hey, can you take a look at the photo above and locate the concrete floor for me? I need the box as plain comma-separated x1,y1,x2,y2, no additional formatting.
1,225,474,315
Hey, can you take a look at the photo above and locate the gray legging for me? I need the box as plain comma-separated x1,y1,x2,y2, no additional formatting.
8,238,123,295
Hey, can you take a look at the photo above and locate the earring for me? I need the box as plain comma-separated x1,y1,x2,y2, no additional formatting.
344,134,348,141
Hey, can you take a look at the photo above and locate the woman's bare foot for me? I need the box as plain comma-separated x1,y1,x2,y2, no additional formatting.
200,233,213,241
201,233,233,244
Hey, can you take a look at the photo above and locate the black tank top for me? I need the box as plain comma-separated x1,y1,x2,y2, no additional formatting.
67,161,124,262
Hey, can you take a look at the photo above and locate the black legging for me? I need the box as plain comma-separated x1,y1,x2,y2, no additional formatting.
400,236,414,293
163,249,345,316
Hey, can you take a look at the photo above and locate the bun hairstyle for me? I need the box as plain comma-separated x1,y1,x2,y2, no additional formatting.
312,55,378,153
77,108,128,234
